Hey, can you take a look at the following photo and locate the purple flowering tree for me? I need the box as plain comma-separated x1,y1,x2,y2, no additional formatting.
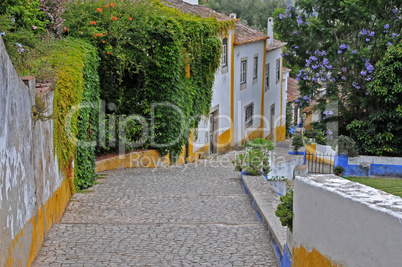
273,1,401,136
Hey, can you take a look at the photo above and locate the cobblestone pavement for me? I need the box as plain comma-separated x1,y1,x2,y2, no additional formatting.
32,155,277,266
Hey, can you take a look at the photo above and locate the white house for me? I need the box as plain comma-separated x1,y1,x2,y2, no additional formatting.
163,0,290,159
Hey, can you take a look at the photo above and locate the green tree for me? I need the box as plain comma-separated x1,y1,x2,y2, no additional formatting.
207,0,286,31
273,1,401,137
347,41,402,156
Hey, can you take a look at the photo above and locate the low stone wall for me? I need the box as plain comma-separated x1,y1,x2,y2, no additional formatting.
292,174,402,266
240,174,291,267
267,155,304,180
0,36,71,266
336,155,402,177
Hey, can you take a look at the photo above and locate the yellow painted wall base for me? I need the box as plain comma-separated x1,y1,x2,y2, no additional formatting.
306,144,316,154
95,150,171,173
241,127,264,145
217,129,232,154
292,245,343,267
275,124,286,142
264,125,286,142
7,178,71,267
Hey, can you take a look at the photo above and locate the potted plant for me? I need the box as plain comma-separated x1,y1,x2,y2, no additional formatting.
232,139,274,176
232,147,271,176
334,166,346,177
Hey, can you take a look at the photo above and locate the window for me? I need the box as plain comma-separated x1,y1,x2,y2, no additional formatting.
241,59,247,84
276,58,281,83
253,56,258,79
265,63,270,91
222,38,227,67
245,103,254,128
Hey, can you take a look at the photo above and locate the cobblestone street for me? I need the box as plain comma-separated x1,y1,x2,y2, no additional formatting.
32,156,277,266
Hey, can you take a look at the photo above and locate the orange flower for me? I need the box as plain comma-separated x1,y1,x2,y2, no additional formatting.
129,17,132,21
105,32,108,35
102,40,105,43
110,3,114,7
64,28,69,32
104,4,109,8
90,21,96,25
111,16,118,21
107,52,111,54
94,33,104,38
96,8,102,12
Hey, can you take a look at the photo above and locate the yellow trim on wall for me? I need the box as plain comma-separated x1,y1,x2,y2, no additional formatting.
241,127,264,145
7,178,71,267
217,128,232,154
292,245,343,267
230,28,235,146
280,47,283,127
265,125,286,141
275,124,286,141
261,40,267,129
95,150,170,173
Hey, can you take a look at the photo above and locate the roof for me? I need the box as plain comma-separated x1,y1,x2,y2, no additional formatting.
287,77,300,103
233,21,269,45
162,0,269,45
283,67,291,74
162,0,231,21
266,39,287,52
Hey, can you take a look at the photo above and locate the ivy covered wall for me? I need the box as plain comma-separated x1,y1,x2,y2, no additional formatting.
64,0,233,158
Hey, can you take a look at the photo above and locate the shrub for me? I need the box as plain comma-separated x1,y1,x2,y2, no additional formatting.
338,135,358,157
334,166,346,175
246,138,274,150
292,134,309,152
305,129,326,145
276,189,293,231
232,148,270,176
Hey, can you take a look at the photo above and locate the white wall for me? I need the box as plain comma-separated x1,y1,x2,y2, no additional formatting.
233,40,266,145
0,36,64,265
264,48,284,138
293,175,402,267
349,156,402,166
193,29,234,153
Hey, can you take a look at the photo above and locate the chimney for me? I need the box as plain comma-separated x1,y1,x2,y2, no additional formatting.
267,17,274,45
229,13,237,19
183,0,198,5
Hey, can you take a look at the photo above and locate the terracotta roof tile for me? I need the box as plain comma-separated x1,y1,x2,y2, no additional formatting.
162,1,269,45
233,21,269,45
162,0,231,21
266,39,287,52
287,77,300,103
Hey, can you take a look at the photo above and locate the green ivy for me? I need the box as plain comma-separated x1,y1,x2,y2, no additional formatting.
74,42,101,190
276,189,293,231
50,38,100,191
63,0,234,159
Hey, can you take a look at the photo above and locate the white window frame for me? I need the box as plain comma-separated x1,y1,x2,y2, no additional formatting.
222,38,227,67
265,63,270,91
245,102,254,128
241,59,247,84
253,56,258,79
276,58,281,83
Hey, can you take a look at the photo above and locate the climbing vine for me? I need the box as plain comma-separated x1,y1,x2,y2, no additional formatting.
51,38,100,191
63,0,234,158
